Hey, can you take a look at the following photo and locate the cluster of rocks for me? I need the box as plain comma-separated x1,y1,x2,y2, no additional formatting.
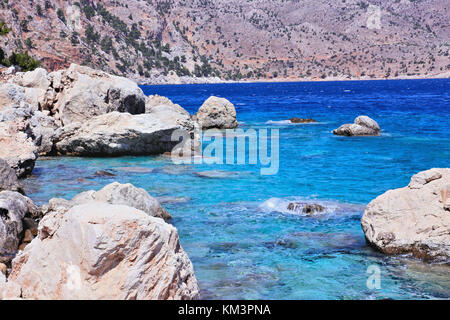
0,64,238,178
0,64,242,299
0,162,199,299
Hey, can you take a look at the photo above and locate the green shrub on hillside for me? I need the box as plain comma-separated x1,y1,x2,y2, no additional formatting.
2,52,40,71
0,20,11,35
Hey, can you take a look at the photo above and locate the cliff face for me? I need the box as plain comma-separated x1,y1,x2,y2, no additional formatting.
0,0,449,82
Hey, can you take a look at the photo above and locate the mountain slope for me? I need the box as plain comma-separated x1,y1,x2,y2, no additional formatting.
0,0,449,82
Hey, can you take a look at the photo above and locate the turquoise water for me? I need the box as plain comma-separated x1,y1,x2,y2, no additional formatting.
25,79,450,299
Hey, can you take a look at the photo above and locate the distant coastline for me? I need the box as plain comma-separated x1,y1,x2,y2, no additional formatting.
137,71,450,86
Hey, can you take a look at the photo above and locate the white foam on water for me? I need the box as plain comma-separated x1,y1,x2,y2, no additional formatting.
266,120,327,126
265,120,292,125
258,197,363,217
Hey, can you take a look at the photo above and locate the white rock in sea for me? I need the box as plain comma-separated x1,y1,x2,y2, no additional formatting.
55,111,187,156
195,96,238,129
361,168,450,262
1,203,199,300
41,64,146,126
333,115,380,136
0,191,37,263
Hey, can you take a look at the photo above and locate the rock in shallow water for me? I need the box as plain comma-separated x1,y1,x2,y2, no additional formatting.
287,202,325,215
94,170,116,177
289,117,317,124
54,112,185,156
361,168,450,262
333,115,380,136
195,96,238,129
1,203,199,300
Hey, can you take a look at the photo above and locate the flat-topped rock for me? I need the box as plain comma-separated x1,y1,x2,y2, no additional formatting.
361,168,450,262
55,111,186,156
289,118,317,124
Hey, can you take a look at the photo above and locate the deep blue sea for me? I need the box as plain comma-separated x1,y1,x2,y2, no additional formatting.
25,79,450,299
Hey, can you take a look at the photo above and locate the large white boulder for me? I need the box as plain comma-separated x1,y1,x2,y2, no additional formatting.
361,168,450,262
195,96,238,129
42,64,146,126
1,203,199,300
55,111,187,156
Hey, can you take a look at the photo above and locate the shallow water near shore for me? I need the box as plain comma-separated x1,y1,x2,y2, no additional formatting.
25,79,450,299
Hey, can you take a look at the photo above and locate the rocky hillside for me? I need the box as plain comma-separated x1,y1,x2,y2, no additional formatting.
0,0,449,83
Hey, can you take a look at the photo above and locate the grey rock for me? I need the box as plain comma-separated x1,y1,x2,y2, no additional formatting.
0,191,37,263
0,159,24,194
333,115,380,136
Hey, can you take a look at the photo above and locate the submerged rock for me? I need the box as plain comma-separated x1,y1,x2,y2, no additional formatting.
195,96,238,129
0,159,24,194
333,116,380,136
361,168,450,262
194,170,238,179
289,117,317,124
94,170,116,177
1,203,199,300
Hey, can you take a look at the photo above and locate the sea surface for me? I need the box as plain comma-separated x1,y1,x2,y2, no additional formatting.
25,79,450,299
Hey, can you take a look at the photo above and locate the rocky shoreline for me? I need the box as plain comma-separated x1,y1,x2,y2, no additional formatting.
0,64,239,299
0,64,448,300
